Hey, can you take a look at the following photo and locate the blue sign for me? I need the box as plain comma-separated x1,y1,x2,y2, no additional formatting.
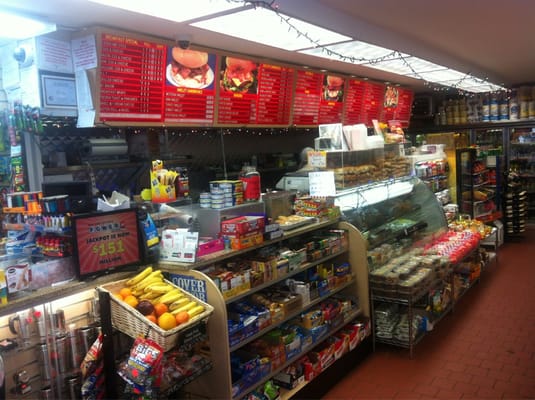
169,274,208,302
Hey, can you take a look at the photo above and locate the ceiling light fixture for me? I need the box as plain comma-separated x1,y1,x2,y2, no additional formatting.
0,10,56,40
87,0,245,22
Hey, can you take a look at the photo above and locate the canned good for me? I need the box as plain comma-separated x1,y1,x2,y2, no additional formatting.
54,335,70,374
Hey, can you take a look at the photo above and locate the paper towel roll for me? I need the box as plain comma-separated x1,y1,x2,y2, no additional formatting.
173,212,193,227
81,139,128,157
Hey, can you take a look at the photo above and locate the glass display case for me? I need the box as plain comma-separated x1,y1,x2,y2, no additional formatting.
333,176,448,253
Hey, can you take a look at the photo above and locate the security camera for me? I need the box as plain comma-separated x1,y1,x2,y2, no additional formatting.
13,47,27,63
175,34,192,50
13,46,34,67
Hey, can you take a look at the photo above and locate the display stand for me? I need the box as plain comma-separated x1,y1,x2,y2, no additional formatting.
158,219,370,400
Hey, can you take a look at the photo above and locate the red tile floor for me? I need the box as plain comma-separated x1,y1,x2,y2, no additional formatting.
323,227,535,399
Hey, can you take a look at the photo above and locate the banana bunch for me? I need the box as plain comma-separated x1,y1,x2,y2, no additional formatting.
123,266,205,318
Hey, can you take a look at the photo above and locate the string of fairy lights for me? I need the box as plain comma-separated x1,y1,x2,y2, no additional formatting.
223,0,506,95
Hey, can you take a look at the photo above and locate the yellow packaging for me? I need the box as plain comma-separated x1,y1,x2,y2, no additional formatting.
150,160,177,203
0,270,8,305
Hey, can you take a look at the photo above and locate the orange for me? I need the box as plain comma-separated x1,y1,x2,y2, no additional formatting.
175,311,190,325
146,314,157,324
158,312,177,330
123,295,139,308
114,293,124,300
119,287,133,299
153,303,168,317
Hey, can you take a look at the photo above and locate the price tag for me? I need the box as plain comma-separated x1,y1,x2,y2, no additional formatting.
308,151,327,168
309,171,336,196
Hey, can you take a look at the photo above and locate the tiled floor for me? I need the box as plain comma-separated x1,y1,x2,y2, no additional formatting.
323,227,535,399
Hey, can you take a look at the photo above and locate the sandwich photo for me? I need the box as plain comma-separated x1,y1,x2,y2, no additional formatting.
220,56,258,93
323,75,345,101
167,48,214,88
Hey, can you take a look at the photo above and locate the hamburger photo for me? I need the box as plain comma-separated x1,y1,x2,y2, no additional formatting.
168,48,212,88
220,56,257,93
323,75,345,101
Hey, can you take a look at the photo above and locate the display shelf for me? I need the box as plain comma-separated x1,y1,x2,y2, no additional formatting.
159,218,340,271
167,221,370,400
235,309,363,400
225,247,348,305
366,220,428,249
162,359,213,396
229,278,357,352
0,270,133,316
375,330,426,349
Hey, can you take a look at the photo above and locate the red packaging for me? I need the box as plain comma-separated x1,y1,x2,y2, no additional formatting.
221,216,265,236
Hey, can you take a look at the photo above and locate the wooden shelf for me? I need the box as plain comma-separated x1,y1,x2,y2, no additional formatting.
159,218,341,271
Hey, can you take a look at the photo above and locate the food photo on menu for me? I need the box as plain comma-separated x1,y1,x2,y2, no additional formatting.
323,75,345,102
220,56,258,94
384,85,399,107
166,47,217,89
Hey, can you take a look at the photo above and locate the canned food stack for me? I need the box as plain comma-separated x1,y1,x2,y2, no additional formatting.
200,180,244,209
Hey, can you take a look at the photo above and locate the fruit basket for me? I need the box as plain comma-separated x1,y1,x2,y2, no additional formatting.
98,278,214,352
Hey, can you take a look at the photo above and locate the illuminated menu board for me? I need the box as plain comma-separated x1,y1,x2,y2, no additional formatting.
256,64,294,125
217,57,294,125
163,47,217,124
318,74,345,124
217,56,258,124
98,33,166,122
343,79,384,127
292,70,323,125
381,86,414,127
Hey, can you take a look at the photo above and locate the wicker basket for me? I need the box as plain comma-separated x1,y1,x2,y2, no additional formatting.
98,278,214,352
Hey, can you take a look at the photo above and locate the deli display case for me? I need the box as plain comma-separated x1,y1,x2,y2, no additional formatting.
332,176,453,357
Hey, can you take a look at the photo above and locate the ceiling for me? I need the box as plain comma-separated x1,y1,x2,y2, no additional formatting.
1,0,534,94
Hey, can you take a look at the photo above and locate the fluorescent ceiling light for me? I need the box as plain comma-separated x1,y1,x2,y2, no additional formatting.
0,11,56,40
300,40,504,92
87,0,244,22
302,40,404,63
191,7,351,51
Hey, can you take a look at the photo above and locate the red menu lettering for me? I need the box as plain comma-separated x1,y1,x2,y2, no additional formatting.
292,70,323,126
381,86,414,127
164,48,217,124
343,79,384,127
99,34,165,122
256,64,294,125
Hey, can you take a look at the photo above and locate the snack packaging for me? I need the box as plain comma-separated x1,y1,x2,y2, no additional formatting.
118,337,164,394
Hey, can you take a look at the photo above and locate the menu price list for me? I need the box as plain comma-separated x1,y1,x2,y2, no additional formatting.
381,87,414,127
256,64,294,125
343,79,385,127
217,93,257,125
292,70,323,126
98,33,166,122
165,88,215,124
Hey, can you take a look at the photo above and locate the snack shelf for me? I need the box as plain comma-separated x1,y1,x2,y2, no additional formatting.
159,217,340,271
165,221,370,400
162,358,213,397
225,247,348,305
229,278,357,352
234,308,363,400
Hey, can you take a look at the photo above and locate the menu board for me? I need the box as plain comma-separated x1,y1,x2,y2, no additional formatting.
217,56,259,124
381,86,414,127
292,70,323,125
318,74,345,124
256,63,294,125
164,47,217,124
343,79,385,127
217,57,294,125
98,33,166,122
